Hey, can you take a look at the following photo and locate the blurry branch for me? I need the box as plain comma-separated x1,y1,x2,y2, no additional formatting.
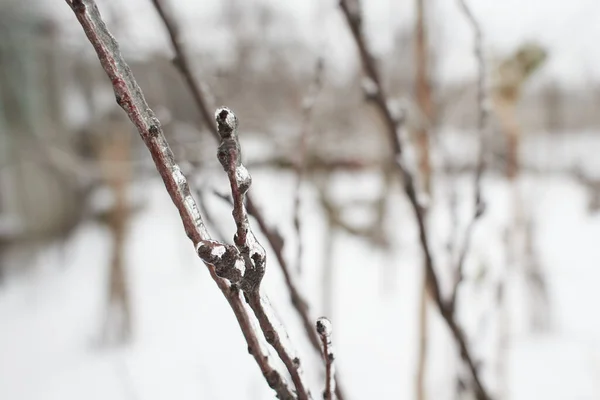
213,108,312,400
99,129,133,345
338,1,491,399
414,0,433,195
150,2,347,398
414,1,434,397
572,166,600,213
149,0,216,137
316,318,336,400
195,188,227,243
248,155,371,172
293,58,324,274
64,1,295,398
449,0,489,314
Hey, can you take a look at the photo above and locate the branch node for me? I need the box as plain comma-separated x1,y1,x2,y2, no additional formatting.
316,317,336,400
196,240,245,284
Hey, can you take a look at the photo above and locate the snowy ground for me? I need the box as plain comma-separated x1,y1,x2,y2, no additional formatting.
1,134,600,400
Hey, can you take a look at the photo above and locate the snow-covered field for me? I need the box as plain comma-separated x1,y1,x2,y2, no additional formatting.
1,133,600,399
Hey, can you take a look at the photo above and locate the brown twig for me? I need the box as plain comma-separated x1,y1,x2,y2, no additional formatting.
215,108,312,400
450,0,489,313
149,0,216,138
293,58,324,275
64,1,295,398
316,317,336,400
150,3,347,398
339,1,491,399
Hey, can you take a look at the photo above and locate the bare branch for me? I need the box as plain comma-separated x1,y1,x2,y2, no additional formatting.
149,0,217,139
150,3,347,398
215,107,312,400
450,0,490,313
338,1,491,399
293,59,324,274
64,1,295,398
316,317,336,400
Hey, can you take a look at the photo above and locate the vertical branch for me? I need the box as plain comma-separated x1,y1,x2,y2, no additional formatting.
150,3,347,398
293,58,324,274
416,274,428,400
64,1,296,398
99,127,133,345
316,317,336,400
450,0,489,313
414,0,434,195
414,2,435,393
338,1,491,399
215,108,312,400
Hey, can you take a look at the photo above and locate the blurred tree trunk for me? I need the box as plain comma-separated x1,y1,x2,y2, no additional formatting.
99,126,133,345
414,0,434,194
414,1,433,398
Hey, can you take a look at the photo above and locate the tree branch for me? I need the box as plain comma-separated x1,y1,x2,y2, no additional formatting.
316,317,336,400
293,58,324,274
64,1,295,398
149,0,216,139
215,108,312,400
450,0,490,313
338,1,491,399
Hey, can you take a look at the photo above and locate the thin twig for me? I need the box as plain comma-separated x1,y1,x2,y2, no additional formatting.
450,0,489,313
293,59,324,274
215,108,312,400
338,1,491,399
149,0,216,138
150,3,346,398
64,1,295,398
316,317,336,400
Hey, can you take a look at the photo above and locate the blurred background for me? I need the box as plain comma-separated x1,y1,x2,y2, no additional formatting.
2,0,600,399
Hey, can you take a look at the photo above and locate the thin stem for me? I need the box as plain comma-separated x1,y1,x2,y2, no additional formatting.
338,1,491,399
451,0,489,313
215,108,312,400
149,0,216,139
64,1,295,398
293,58,324,275
316,317,336,400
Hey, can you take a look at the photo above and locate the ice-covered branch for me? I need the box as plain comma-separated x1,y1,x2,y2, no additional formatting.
451,0,490,313
339,1,491,399
215,107,312,400
64,1,295,398
149,5,347,397
316,317,336,400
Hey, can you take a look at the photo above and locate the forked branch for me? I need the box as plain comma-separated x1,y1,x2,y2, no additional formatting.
339,0,491,399
65,1,295,398
214,108,312,400
150,2,346,398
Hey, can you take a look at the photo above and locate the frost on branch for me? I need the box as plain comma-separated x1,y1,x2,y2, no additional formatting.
215,107,266,293
196,240,245,283
316,317,336,400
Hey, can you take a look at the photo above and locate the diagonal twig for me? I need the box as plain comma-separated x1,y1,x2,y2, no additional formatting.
64,1,295,398
338,1,491,399
149,0,216,138
149,2,346,398
450,0,490,313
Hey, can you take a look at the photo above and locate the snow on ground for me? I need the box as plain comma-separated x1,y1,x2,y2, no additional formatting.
2,135,600,399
